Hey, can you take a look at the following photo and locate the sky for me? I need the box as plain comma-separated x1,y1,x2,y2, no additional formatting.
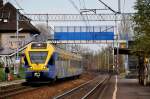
6,0,136,27
6,0,136,51
7,0,136,27
8,0,135,14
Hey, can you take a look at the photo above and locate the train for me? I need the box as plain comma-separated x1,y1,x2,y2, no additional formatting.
23,42,83,82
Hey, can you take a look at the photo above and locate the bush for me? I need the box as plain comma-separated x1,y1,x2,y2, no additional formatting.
0,68,5,81
0,62,4,68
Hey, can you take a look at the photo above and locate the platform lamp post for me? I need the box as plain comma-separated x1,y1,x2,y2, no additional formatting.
114,13,119,74
16,9,19,61
107,47,110,73
16,9,23,59
16,27,23,60
14,9,23,76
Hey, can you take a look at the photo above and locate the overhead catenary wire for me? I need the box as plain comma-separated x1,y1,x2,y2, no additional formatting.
82,0,91,28
13,0,27,14
68,0,90,51
77,0,95,41
13,0,22,10
78,0,82,9
123,0,125,13
82,1,91,27
68,0,81,13
68,0,89,26
79,0,88,26
81,0,96,41
98,0,118,14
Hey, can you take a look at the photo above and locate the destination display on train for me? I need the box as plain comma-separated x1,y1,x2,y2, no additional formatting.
31,43,47,49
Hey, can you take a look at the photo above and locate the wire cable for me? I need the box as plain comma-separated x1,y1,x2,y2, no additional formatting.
13,0,27,14
98,0,118,14
68,0,80,13
68,0,88,26
123,0,125,13
82,0,91,27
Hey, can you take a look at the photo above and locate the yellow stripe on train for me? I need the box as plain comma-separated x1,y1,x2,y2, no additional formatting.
25,42,55,71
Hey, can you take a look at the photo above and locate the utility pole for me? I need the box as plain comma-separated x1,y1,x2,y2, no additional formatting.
16,8,23,60
108,47,110,72
105,49,107,71
46,13,50,37
16,9,19,60
97,51,99,71
14,9,19,76
15,9,23,76
114,13,119,74
99,50,101,72
118,0,121,13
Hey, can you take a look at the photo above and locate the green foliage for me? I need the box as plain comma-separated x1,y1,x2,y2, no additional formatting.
133,0,150,54
9,66,25,80
0,62,4,68
18,66,25,79
0,68,5,81
0,66,25,82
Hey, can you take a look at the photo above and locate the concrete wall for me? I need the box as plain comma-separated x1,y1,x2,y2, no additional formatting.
0,33,31,49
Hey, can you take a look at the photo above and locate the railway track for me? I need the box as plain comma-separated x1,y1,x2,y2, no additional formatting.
53,75,110,99
0,83,37,98
0,73,108,99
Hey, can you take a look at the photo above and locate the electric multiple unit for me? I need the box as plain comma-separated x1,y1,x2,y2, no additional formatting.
24,42,83,82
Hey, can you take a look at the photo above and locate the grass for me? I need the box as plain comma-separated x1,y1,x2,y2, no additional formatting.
0,68,5,81
12,66,25,80
0,66,25,82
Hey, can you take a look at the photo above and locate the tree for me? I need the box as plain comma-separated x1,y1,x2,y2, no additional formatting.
118,15,133,40
35,24,51,36
133,0,150,54
35,24,53,41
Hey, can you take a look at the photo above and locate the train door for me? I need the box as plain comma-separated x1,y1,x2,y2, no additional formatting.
55,53,67,78
48,53,57,79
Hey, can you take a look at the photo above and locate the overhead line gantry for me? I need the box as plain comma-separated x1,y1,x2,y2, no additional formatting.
19,13,133,22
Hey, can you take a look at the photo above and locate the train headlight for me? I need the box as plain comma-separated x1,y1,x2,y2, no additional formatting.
43,66,47,69
30,66,33,69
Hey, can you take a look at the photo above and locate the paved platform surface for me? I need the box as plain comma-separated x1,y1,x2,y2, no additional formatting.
101,76,150,99
117,77,150,99
101,76,115,99
0,79,25,87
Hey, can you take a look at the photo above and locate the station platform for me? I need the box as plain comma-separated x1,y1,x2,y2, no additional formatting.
101,76,150,99
116,77,150,99
0,79,25,87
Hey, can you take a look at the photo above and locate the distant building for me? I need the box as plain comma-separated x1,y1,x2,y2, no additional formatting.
0,0,40,54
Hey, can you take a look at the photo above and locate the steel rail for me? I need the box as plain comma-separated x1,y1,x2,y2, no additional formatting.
53,75,109,99
82,76,110,99
0,84,36,98
53,78,95,99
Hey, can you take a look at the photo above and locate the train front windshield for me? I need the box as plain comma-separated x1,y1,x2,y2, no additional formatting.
29,51,48,64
